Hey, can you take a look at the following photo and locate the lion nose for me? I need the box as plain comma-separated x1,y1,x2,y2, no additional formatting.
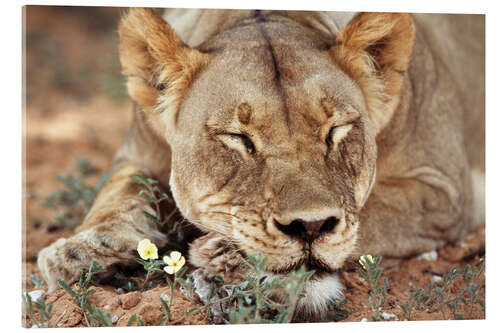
274,216,340,242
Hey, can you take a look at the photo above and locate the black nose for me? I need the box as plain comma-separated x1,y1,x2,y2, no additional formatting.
274,216,340,242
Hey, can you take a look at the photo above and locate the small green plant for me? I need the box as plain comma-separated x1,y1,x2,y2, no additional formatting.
398,257,485,320
124,238,165,291
357,255,388,321
54,246,335,326
30,272,46,289
399,288,430,320
106,175,187,292
163,251,188,308
132,257,167,290
159,253,316,325
156,264,189,325
324,298,350,322
134,174,185,249
57,261,113,327
461,259,485,317
43,157,109,230
22,293,61,328
228,254,315,324
126,313,146,326
433,268,461,319
432,258,485,320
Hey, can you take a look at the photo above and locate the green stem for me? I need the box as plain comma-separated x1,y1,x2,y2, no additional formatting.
170,275,176,308
83,310,91,327
254,283,262,322
149,188,162,225
141,270,152,290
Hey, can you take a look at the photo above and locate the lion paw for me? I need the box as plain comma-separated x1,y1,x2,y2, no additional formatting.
37,238,77,293
37,237,103,293
190,268,234,324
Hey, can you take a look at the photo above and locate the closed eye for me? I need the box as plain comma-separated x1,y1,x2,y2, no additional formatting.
325,124,353,149
218,133,256,156
326,126,335,146
234,134,256,154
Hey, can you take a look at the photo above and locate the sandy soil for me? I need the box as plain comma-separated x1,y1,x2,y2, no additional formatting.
22,6,485,327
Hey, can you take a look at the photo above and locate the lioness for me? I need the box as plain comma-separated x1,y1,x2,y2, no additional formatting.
37,8,485,317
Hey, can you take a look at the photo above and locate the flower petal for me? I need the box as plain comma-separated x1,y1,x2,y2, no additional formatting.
137,239,152,260
164,265,175,275
178,256,186,268
137,239,150,252
163,255,173,266
149,244,159,260
170,251,182,261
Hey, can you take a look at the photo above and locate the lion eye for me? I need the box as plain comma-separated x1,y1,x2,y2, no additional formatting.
219,133,256,155
326,126,336,146
236,134,256,154
325,124,353,148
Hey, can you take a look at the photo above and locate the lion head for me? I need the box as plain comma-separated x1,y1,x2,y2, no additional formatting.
118,8,415,314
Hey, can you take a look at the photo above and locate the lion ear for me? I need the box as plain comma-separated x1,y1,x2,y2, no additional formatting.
331,13,415,133
118,8,209,111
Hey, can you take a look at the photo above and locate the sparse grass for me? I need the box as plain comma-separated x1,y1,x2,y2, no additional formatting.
399,287,430,321
52,253,318,326
155,253,316,325
397,258,485,321
57,261,113,327
356,255,485,322
431,258,485,320
357,255,388,321
134,174,185,249
134,257,168,290
324,298,350,322
109,174,187,292
43,158,109,230
22,292,63,328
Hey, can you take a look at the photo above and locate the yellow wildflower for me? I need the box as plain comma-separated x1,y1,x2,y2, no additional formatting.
359,254,374,270
163,251,186,274
137,239,158,260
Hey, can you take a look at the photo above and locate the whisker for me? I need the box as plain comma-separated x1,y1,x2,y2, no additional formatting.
186,216,231,236
206,210,244,222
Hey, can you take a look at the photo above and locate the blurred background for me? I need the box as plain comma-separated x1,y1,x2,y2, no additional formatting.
26,6,127,104
23,6,133,284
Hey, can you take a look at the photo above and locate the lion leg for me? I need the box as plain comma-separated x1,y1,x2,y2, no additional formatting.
37,161,168,292
352,169,480,262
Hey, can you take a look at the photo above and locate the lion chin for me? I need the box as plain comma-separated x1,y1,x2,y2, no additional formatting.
267,271,344,318
299,274,344,317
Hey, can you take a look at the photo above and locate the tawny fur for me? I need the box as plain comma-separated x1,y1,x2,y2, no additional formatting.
38,9,484,318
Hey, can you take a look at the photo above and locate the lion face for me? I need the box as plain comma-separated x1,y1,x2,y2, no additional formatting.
119,9,414,283
167,17,377,276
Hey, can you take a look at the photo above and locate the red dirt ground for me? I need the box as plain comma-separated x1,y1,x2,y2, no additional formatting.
22,6,485,327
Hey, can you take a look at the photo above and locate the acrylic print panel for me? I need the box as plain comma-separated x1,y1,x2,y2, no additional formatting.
22,5,485,327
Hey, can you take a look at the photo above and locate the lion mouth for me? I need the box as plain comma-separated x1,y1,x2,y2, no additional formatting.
268,254,336,277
